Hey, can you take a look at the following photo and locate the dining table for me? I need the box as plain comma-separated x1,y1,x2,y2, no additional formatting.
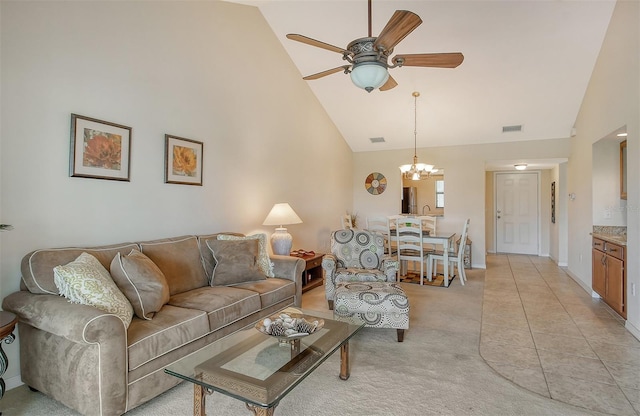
389,228,457,286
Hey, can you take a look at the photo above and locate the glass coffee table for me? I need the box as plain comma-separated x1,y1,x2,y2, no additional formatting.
165,307,364,416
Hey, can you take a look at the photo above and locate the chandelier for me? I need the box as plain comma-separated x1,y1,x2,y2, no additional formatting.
399,91,434,180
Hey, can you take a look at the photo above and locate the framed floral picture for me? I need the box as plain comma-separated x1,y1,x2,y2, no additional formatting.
165,135,203,186
70,114,132,181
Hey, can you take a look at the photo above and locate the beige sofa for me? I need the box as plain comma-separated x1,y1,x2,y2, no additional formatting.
2,233,305,416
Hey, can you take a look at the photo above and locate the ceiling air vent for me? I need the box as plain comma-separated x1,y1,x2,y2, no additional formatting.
369,137,385,143
502,125,523,133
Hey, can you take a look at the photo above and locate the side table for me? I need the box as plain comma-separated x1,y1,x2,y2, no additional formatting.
291,252,324,293
0,311,17,408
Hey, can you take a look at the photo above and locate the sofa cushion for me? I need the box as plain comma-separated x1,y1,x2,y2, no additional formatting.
54,252,134,328
206,239,266,286
110,249,170,320
233,278,295,309
127,304,209,371
168,286,261,332
197,232,244,279
139,236,208,296
216,234,274,277
22,243,140,295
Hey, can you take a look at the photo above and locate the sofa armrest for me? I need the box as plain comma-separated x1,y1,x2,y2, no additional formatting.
2,290,128,416
2,291,127,344
270,255,305,307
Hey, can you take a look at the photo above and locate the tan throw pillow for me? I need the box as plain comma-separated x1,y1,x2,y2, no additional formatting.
110,249,170,320
53,252,133,328
206,239,267,286
216,233,274,277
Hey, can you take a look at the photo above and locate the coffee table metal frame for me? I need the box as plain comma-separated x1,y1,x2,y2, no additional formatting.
165,308,363,416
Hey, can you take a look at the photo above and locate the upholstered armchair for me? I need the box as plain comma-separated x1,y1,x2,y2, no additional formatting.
323,229,399,309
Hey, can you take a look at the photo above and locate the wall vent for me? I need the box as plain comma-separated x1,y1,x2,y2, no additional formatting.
502,125,523,133
369,137,385,143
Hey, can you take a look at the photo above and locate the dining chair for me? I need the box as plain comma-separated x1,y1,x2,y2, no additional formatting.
427,218,470,285
395,217,428,285
366,216,395,255
417,215,437,251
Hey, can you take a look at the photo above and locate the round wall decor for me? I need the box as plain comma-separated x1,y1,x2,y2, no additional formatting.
365,172,387,195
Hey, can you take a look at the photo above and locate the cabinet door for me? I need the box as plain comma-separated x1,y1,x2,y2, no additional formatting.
606,255,625,316
592,248,606,297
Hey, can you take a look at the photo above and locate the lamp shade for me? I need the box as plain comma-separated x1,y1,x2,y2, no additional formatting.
263,203,302,256
350,62,389,93
262,203,302,227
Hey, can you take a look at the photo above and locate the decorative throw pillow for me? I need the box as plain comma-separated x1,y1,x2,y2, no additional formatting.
110,249,170,320
206,239,267,286
53,252,133,328
216,233,274,277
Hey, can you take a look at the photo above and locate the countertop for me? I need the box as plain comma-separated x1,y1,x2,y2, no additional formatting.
591,233,627,246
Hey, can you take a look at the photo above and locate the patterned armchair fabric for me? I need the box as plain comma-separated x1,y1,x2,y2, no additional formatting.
323,229,399,308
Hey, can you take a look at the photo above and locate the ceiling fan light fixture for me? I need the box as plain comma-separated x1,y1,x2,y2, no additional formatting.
350,62,389,93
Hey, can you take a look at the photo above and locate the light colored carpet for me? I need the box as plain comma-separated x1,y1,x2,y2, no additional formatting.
0,270,606,415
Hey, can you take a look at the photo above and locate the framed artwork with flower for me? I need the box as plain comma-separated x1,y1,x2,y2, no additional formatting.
70,114,132,181
165,134,203,186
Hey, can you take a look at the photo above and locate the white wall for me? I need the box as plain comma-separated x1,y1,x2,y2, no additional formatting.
0,1,353,382
568,0,639,337
353,138,571,269
592,136,627,225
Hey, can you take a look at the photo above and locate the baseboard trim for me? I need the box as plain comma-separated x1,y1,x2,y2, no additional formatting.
626,321,640,341
565,268,592,296
5,375,23,391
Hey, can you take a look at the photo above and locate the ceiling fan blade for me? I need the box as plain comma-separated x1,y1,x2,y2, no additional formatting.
286,34,351,55
393,53,464,68
373,10,422,52
379,75,398,91
303,66,350,80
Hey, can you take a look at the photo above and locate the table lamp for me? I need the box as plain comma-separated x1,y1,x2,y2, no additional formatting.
262,203,303,255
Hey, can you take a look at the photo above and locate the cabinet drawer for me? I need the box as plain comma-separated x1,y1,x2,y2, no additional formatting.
593,238,606,252
306,257,323,270
604,242,624,261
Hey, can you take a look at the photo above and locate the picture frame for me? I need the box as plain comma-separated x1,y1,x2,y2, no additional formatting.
551,181,556,224
165,135,203,186
70,114,132,181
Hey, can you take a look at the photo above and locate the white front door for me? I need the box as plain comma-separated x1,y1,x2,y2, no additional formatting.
496,172,539,255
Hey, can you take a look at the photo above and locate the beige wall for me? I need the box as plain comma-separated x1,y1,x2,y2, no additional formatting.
0,1,352,382
353,138,571,269
568,0,639,337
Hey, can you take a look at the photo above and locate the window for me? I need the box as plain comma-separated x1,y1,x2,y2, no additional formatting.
435,180,445,208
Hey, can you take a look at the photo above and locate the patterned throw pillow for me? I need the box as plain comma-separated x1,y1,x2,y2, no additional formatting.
54,252,133,328
216,233,274,277
110,249,170,320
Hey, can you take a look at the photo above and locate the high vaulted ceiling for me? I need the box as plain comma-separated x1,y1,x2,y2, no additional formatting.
227,0,616,153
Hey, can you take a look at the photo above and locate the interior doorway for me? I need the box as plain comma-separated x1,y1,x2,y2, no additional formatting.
495,172,539,254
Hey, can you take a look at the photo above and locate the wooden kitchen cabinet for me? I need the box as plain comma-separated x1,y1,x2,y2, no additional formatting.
592,237,626,318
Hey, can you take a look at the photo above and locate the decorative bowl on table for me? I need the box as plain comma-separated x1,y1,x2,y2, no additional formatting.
255,309,324,345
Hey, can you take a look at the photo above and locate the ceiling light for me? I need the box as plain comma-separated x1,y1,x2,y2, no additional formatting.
617,133,628,137
350,62,389,93
399,92,434,180
514,164,528,170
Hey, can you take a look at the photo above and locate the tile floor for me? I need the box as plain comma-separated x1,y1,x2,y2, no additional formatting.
481,254,640,415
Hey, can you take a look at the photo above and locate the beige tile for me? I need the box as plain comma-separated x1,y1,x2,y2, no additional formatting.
527,317,584,338
603,361,640,390
590,340,640,367
538,349,615,384
481,323,535,348
485,361,550,398
480,343,541,369
545,372,636,415
532,332,598,359
621,387,640,413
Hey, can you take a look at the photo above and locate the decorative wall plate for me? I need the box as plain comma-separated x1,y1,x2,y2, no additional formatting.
365,172,387,195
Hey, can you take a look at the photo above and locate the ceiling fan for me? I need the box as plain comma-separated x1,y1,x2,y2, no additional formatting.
286,0,464,93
